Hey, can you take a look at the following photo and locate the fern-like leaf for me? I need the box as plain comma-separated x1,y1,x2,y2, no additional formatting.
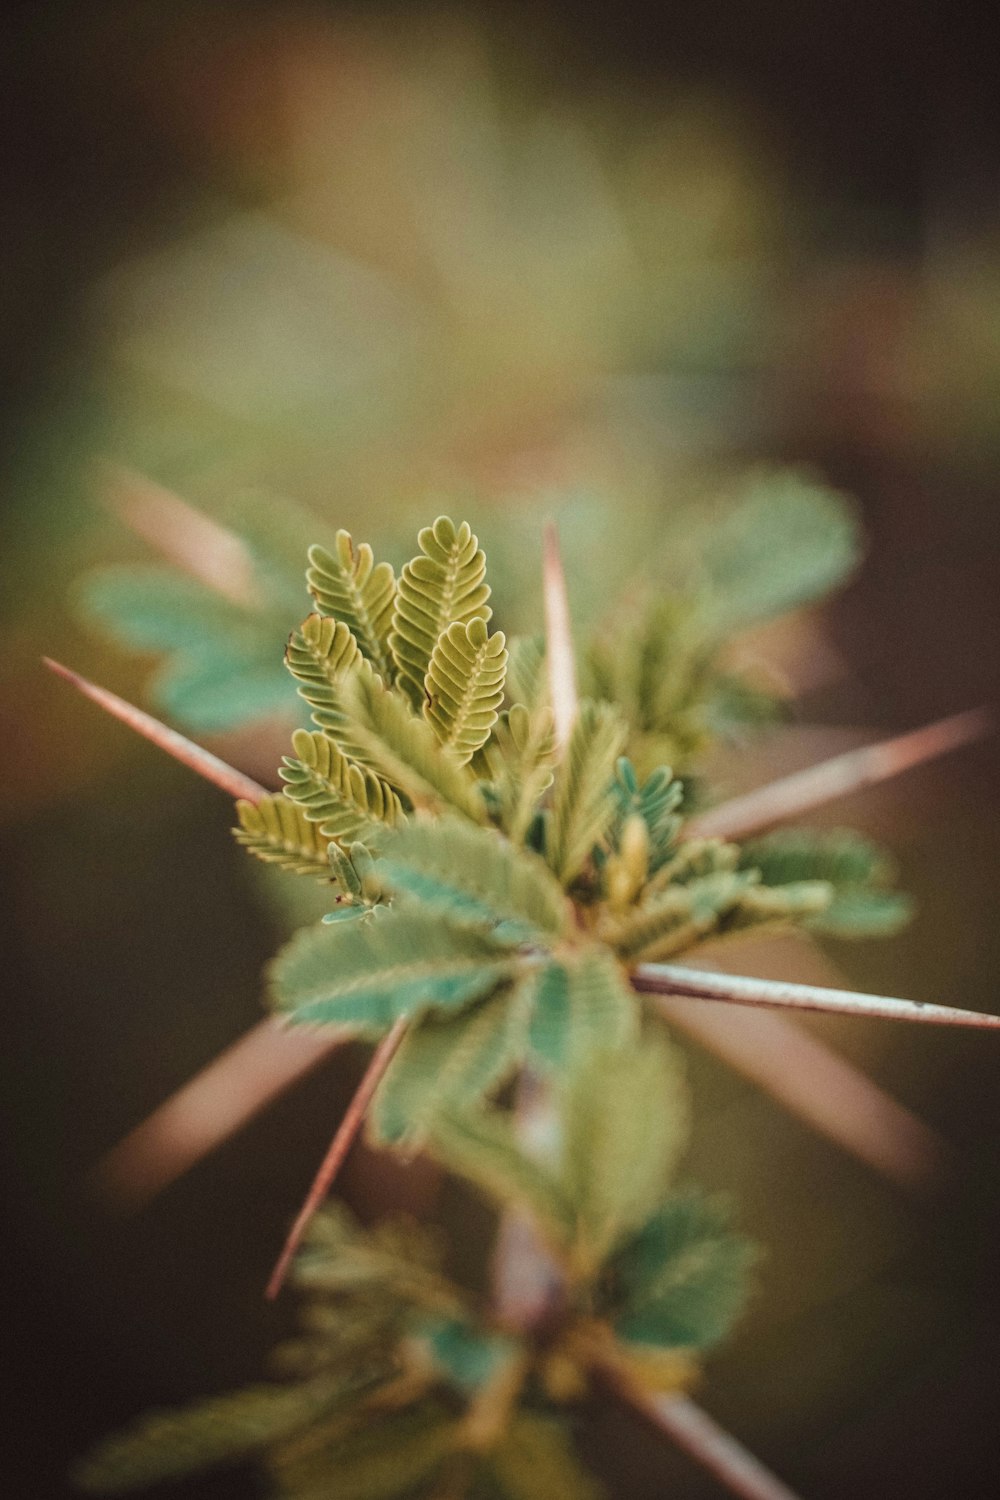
280,728,404,842
306,532,395,680
546,700,629,885
270,908,519,1033
526,951,639,1072
370,986,526,1146
321,670,486,823
389,517,491,709
484,703,557,845
286,615,370,716
604,1190,756,1353
423,617,508,763
376,819,571,946
233,794,334,881
558,1036,689,1276
75,1377,350,1494
430,1107,575,1250
603,871,760,962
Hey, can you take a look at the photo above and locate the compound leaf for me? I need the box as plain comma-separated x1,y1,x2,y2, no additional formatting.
546,700,628,886
423,616,508,763
280,728,404,842
307,532,395,680
389,517,491,710
233,794,333,881
286,615,370,716
376,819,571,947
526,952,638,1073
270,908,518,1033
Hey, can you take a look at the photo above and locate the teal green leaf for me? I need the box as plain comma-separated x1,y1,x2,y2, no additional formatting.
389,517,491,710
233,794,333,881
280,728,403,841
423,616,508,763
376,818,571,947
370,986,525,1146
607,1191,756,1353
418,1316,521,1397
306,532,396,680
546,700,628,885
489,1414,606,1500
526,951,638,1072
738,827,913,937
697,471,861,633
558,1035,689,1273
270,908,519,1033
320,669,486,823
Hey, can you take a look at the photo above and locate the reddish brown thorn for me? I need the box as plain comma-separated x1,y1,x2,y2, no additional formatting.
101,463,259,607
688,707,991,840
633,961,1000,1029
265,1017,409,1299
43,658,268,804
652,996,945,1190
94,1021,344,1207
542,520,578,756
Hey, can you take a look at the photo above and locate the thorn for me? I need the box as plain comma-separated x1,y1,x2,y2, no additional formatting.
542,521,578,756
689,707,992,840
653,996,946,1190
100,463,259,607
265,1017,408,1299
596,1358,803,1500
94,1021,344,1207
634,961,1000,1028
43,658,269,804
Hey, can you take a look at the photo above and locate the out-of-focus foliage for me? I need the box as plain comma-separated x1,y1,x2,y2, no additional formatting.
77,1038,753,1500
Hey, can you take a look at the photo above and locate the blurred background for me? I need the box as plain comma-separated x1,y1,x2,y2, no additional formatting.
3,3,1000,1496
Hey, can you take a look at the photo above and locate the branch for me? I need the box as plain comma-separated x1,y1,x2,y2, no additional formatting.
265,1017,408,1299
101,464,259,607
633,961,1000,1029
597,1358,803,1500
94,1021,344,1207
542,520,578,754
653,996,945,1189
44,659,268,804
688,707,991,840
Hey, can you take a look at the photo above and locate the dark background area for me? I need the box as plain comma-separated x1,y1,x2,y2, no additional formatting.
3,4,1000,1497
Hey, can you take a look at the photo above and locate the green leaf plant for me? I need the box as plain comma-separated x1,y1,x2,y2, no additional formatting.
54,508,996,1500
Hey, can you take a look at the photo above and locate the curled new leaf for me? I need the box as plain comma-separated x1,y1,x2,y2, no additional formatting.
286,614,369,717
307,532,396,680
424,616,508,763
322,670,486,823
280,728,404,841
234,795,334,881
389,517,491,710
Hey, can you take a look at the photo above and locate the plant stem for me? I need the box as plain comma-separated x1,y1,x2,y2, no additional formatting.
265,1017,408,1299
43,659,269,803
633,961,1000,1028
688,707,990,840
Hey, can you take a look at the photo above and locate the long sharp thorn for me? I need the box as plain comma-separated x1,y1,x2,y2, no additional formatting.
542,520,578,755
689,707,991,840
634,962,1000,1029
265,1017,409,1300
652,996,945,1189
43,658,268,804
595,1357,802,1500
101,463,259,607
94,1021,345,1207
